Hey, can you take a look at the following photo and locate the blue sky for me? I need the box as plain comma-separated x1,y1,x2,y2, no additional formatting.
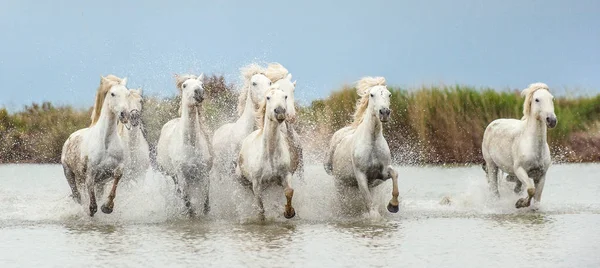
1,0,599,110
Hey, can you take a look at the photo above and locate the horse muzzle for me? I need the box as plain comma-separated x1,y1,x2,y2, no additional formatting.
119,111,129,124
379,108,391,123
129,109,141,127
274,107,286,123
546,116,557,128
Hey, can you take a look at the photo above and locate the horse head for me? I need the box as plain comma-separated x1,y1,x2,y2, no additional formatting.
523,83,557,128
103,76,130,124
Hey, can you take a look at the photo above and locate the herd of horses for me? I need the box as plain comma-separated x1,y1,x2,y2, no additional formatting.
60,63,557,219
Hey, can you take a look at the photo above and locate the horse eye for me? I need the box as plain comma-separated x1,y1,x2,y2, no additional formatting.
389,94,392,97
252,82,257,86
535,98,539,103
183,84,187,89
111,93,115,97
285,96,288,99
269,82,272,86
267,96,271,100
370,94,374,97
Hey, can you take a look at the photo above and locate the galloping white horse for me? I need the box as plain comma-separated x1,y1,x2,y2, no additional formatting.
61,75,131,216
235,86,296,220
324,77,399,216
156,74,213,216
264,63,304,180
211,64,272,178
482,83,557,208
119,88,150,182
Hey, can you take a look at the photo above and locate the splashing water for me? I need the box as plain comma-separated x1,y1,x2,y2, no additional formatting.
1,163,599,226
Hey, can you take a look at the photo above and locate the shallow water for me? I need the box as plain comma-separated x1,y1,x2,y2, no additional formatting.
1,163,599,267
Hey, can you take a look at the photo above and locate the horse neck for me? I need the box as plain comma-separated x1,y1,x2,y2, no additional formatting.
356,107,383,142
95,103,119,147
238,89,257,133
181,104,199,147
523,116,547,148
262,117,282,157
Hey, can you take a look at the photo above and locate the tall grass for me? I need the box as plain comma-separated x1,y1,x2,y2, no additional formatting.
298,85,600,163
1,78,599,164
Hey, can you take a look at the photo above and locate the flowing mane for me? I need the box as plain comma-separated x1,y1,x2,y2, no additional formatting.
255,85,280,130
175,74,199,91
351,76,387,127
521,82,550,120
90,75,123,126
237,64,266,116
265,62,289,82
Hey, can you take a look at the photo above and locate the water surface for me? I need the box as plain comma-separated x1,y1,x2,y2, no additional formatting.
1,164,599,267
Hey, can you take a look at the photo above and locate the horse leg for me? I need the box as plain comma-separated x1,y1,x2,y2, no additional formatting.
86,172,97,217
355,170,378,216
201,172,210,216
63,166,81,204
514,167,535,208
386,165,400,213
282,173,296,219
533,174,546,204
101,167,123,214
252,178,265,221
181,173,196,218
506,174,522,194
485,161,500,197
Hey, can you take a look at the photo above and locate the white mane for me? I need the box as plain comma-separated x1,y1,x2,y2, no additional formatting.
237,64,266,116
521,82,550,120
265,62,289,82
352,76,387,127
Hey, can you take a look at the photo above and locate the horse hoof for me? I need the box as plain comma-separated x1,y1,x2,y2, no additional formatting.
89,206,97,217
284,207,296,219
101,204,113,214
515,198,530,209
387,202,400,213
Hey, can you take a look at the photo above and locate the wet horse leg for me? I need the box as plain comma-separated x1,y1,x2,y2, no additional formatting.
86,172,97,217
252,177,265,221
201,171,210,216
514,167,536,208
533,174,546,204
63,166,81,204
101,168,123,214
485,161,500,197
355,170,377,216
282,173,296,219
386,165,400,213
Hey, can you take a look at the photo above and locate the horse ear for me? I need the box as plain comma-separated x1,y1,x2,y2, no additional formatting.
120,77,128,86
287,73,292,81
293,80,297,87
137,88,143,95
197,73,204,81
100,75,108,83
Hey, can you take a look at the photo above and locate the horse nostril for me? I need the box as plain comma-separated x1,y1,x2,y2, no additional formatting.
120,111,125,118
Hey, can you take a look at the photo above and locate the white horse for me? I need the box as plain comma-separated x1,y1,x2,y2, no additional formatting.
156,74,213,216
211,64,272,179
61,75,130,216
235,86,296,220
324,77,399,217
482,83,557,208
119,88,150,182
264,63,304,180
